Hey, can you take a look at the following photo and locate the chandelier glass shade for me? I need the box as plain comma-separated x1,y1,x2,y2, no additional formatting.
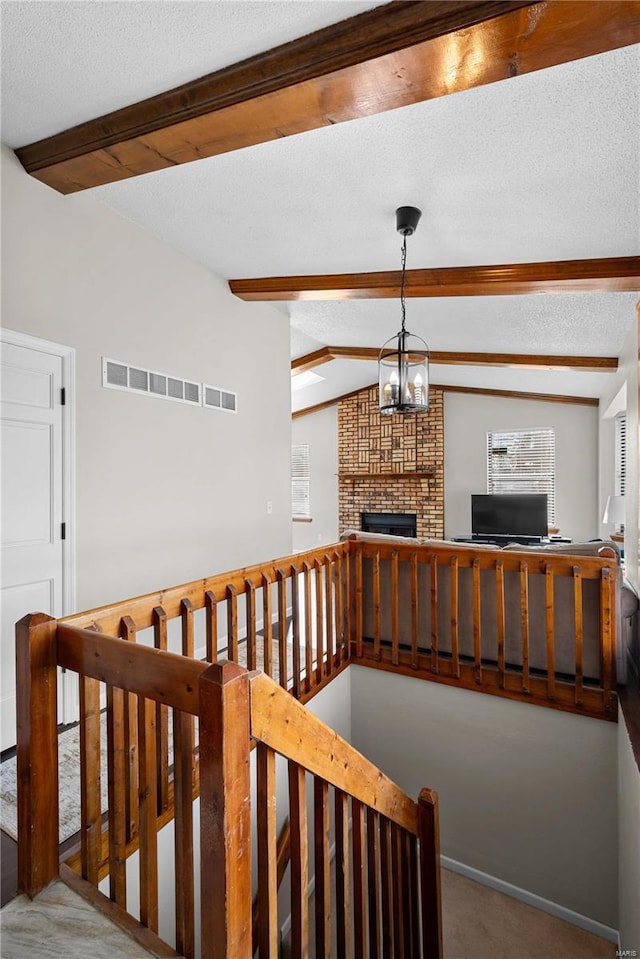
378,206,429,415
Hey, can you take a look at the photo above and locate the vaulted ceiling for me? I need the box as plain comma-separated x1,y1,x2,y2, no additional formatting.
2,1,639,414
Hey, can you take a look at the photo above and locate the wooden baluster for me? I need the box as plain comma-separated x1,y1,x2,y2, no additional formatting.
152,607,169,814
600,566,614,712
106,682,127,907
418,789,443,959
401,831,413,957
545,565,556,700
253,819,292,952
277,569,289,689
391,822,405,959
205,589,219,663
199,662,252,959
178,595,197,947
410,552,419,670
379,817,393,958
334,550,345,665
291,565,301,699
79,625,102,886
137,695,158,932
324,554,334,677
289,760,309,956
472,560,482,684
520,562,530,693
257,743,279,959
174,707,195,959
391,550,399,666
335,788,352,959
16,613,59,897
181,597,195,659
366,807,380,959
263,572,273,678
227,584,239,662
352,798,367,959
245,579,257,671
430,555,439,674
496,560,506,689
355,545,364,658
303,562,313,693
314,559,324,684
314,777,331,959
408,833,420,959
373,550,381,660
450,556,460,679
573,566,584,707
121,616,139,843
345,545,353,661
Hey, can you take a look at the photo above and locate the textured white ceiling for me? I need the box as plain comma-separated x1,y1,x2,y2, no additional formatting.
0,0,382,146
1,1,638,408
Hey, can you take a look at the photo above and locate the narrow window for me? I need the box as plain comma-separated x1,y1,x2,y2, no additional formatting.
291,444,311,519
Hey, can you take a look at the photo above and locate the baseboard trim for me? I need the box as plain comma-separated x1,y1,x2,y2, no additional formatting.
441,855,619,944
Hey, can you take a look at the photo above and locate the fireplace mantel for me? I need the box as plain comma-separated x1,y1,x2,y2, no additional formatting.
339,470,434,478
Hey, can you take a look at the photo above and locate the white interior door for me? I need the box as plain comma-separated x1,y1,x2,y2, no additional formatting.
1,336,68,750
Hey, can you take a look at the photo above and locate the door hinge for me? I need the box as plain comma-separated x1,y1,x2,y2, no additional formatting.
61,522,66,540
61,387,66,406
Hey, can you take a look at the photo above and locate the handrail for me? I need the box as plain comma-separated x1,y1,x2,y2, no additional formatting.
57,623,207,713
60,542,349,633
249,670,418,835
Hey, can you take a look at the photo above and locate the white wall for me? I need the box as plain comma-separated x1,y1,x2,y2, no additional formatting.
618,709,640,951
1,146,292,610
444,392,599,542
350,665,618,928
291,406,339,552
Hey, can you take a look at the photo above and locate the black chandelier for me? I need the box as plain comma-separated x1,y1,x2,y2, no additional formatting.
378,206,430,415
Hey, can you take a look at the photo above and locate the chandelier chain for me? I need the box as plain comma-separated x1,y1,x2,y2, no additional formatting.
400,234,407,333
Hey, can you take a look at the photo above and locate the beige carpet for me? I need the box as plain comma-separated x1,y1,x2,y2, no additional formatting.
442,868,616,959
282,866,616,958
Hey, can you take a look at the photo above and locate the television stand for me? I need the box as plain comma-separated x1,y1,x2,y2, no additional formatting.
453,534,545,546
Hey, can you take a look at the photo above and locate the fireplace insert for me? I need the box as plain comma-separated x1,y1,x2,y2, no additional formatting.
361,512,417,537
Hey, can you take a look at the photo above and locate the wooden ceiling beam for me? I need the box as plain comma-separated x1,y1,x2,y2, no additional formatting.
291,347,617,374
292,382,598,418
233,256,640,301
16,1,640,194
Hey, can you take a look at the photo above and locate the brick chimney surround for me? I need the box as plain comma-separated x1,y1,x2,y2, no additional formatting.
338,385,444,540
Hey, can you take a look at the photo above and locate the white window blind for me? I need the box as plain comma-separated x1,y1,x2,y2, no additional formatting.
487,427,556,525
615,412,626,497
292,444,311,518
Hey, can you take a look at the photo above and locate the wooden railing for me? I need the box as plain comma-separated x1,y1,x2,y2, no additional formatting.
61,542,350,702
15,537,620,954
16,613,441,958
205,664,442,958
347,538,619,720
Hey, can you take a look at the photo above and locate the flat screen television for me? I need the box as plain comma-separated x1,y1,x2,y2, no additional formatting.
471,493,548,539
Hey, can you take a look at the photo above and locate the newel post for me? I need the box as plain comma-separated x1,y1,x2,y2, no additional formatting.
199,660,252,958
417,788,443,959
15,612,59,897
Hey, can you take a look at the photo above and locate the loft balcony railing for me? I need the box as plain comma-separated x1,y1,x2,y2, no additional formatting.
15,537,618,956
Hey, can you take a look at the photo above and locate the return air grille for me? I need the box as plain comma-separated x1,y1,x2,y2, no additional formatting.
203,384,237,413
102,358,235,413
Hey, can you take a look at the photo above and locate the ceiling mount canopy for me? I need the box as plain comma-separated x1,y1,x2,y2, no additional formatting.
379,207,429,415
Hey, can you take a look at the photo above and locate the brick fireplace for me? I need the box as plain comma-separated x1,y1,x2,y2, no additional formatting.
338,385,444,539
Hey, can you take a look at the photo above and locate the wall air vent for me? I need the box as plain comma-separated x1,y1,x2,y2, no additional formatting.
203,384,237,414
102,358,201,406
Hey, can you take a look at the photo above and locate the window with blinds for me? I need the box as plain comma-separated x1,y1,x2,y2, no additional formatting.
292,444,311,518
487,427,556,525
615,412,626,497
